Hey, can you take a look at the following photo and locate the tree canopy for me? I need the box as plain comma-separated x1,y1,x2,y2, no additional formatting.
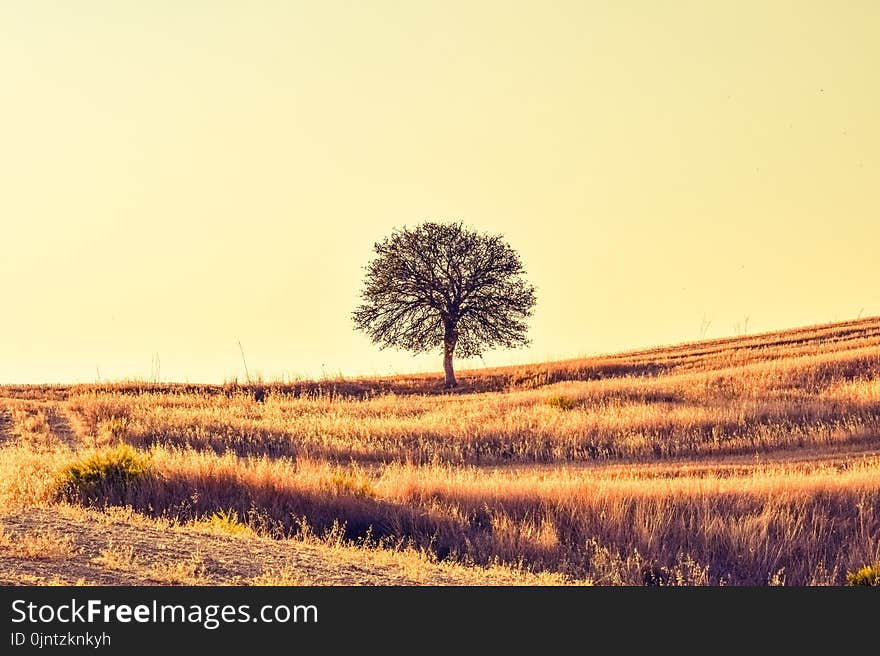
353,222,536,387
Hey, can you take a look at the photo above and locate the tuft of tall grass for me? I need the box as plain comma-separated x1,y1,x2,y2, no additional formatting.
846,563,880,586
546,395,579,411
53,444,151,504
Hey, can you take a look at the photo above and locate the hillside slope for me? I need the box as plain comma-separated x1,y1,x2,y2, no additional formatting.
2,316,879,585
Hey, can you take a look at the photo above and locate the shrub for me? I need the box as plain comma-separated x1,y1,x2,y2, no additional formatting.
201,509,256,537
53,444,150,504
327,470,375,498
846,563,880,586
546,395,578,411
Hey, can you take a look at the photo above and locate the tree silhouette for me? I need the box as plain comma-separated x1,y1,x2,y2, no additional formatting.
353,222,536,388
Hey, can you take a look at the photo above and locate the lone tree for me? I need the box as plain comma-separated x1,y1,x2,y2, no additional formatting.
353,222,536,388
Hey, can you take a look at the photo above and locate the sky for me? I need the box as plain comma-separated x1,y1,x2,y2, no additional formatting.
1,1,878,384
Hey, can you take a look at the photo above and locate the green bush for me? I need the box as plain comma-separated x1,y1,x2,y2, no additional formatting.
546,395,579,411
54,444,151,503
846,564,880,586
204,509,256,537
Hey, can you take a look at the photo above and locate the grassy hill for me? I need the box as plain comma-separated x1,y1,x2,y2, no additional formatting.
2,316,880,585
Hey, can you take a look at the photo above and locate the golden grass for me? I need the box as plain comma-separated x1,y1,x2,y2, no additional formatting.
64,371,880,466
0,528,76,559
92,542,139,570
248,567,313,586
0,446,70,510
55,321,880,467
44,444,880,584
92,541,209,584
4,401,53,449
146,553,209,585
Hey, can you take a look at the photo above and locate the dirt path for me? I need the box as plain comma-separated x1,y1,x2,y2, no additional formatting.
0,506,559,586
0,408,13,447
45,405,79,449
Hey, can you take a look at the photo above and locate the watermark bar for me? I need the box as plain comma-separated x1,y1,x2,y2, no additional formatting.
1,586,872,652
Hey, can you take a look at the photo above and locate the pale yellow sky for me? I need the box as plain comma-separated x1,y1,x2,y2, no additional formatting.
1,1,878,384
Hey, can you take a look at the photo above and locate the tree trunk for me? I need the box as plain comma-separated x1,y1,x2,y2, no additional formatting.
443,327,458,388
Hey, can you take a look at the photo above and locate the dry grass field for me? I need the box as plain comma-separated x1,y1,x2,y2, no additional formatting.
3,316,880,585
